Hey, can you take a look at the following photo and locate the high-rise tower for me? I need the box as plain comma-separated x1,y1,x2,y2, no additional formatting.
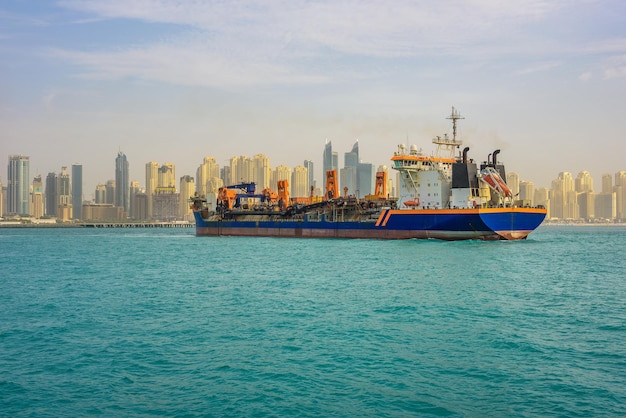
220,166,231,187
519,181,535,205
230,155,251,185
95,184,107,204
58,166,72,220
196,156,220,196
304,159,315,193
551,172,576,219
291,165,308,198
158,162,176,189
179,175,195,220
575,171,594,193
252,154,271,189
357,162,375,197
31,174,44,218
272,165,292,194
105,180,116,205
115,152,129,214
130,180,140,219
615,171,626,221
45,172,57,216
7,155,30,216
342,142,359,196
0,177,3,216
146,162,159,220
72,164,83,220
507,172,520,197
323,140,338,186
602,174,613,194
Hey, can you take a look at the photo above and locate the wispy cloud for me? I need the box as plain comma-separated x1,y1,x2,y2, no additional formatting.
514,61,561,76
0,9,51,27
583,38,626,54
49,0,620,88
603,55,626,79
59,0,559,56
51,41,329,88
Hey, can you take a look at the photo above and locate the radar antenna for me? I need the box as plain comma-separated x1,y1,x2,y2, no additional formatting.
447,107,464,142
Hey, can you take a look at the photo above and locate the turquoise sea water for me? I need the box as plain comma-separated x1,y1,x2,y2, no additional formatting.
1,226,625,417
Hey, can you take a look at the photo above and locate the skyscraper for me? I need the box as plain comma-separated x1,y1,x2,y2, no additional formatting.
252,154,271,189
105,180,115,205
574,171,594,221
179,175,195,220
230,155,251,185
602,174,613,194
519,180,535,205
342,142,359,195
595,192,616,220
31,174,44,218
72,164,83,220
322,140,338,186
158,162,176,189
152,187,179,222
94,184,106,203
0,177,4,216
616,171,626,221
45,172,57,216
130,180,140,219
7,155,30,216
196,156,220,196
534,187,550,217
578,190,595,220
146,161,159,219
506,172,520,197
133,193,149,221
304,159,315,193
272,165,292,194
357,162,375,197
115,152,129,214
57,166,72,220
291,165,308,198
551,172,576,219
575,171,593,193
220,166,231,187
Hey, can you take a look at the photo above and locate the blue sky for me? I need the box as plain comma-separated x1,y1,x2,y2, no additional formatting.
2,0,626,197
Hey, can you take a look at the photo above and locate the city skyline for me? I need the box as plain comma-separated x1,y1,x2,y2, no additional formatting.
4,146,625,201
4,150,625,217
2,1,626,195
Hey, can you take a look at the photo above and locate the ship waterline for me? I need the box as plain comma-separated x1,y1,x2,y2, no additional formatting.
193,206,546,241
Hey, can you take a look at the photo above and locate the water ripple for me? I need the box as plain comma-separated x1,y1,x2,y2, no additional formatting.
1,226,625,416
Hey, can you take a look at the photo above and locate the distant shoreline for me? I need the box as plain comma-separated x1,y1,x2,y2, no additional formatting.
0,222,194,229
542,222,625,227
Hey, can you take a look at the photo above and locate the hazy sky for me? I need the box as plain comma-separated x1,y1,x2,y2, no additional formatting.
2,0,625,197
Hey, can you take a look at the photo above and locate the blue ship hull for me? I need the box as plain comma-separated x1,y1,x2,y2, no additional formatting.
193,207,546,240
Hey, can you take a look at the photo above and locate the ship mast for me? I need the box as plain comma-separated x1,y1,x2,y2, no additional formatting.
432,106,464,157
447,106,464,143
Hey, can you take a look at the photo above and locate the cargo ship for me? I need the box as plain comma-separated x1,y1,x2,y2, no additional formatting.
191,108,546,240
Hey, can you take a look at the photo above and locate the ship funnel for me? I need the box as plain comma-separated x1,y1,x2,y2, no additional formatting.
493,149,500,166
462,147,470,163
487,153,492,165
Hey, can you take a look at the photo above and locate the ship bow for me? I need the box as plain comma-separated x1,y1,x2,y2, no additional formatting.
479,208,547,240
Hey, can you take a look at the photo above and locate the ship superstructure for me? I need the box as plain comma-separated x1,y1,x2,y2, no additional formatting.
392,107,513,211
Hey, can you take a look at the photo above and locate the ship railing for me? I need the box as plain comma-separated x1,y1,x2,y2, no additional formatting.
432,135,462,147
